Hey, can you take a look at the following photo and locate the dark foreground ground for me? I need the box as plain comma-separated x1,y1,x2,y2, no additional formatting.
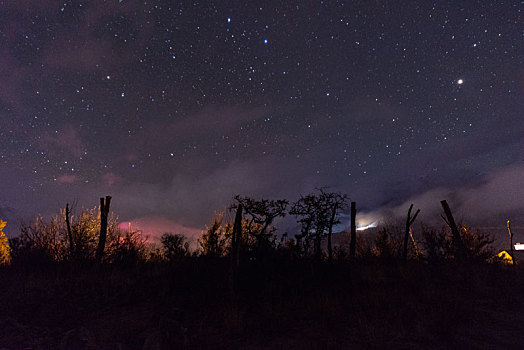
1,259,524,349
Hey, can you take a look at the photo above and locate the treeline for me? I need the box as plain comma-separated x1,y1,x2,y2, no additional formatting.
0,189,502,267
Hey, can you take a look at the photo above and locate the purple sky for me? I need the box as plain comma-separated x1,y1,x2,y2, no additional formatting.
0,1,522,238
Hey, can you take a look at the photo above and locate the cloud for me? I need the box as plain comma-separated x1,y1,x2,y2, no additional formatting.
98,154,318,231
358,163,524,228
102,172,121,187
57,174,79,184
458,163,524,223
38,124,85,157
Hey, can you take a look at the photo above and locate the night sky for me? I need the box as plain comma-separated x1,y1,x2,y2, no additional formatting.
0,1,522,237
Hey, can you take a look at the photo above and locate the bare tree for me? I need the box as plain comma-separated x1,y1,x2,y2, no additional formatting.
290,193,317,257
233,195,288,253
290,189,348,261
318,189,348,262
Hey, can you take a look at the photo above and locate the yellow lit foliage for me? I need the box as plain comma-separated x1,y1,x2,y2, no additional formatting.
14,207,121,262
199,212,229,257
62,206,120,260
0,220,11,265
496,250,513,265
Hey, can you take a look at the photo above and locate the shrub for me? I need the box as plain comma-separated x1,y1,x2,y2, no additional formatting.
421,224,494,261
421,225,452,261
161,233,189,261
199,212,229,258
107,228,148,264
460,225,494,261
372,224,403,259
9,207,123,264
10,215,67,263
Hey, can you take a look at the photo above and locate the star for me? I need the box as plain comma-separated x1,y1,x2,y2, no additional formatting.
457,79,464,85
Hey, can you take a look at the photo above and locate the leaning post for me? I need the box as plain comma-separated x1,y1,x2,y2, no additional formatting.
440,200,467,259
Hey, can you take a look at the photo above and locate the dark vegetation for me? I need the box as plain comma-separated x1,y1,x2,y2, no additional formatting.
1,191,524,349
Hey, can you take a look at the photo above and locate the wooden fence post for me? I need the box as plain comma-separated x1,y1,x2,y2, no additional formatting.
65,203,74,260
229,204,242,295
440,200,467,259
350,201,356,258
507,220,516,265
96,196,112,263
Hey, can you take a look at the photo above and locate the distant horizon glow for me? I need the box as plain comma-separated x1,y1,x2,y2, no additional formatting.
357,221,378,231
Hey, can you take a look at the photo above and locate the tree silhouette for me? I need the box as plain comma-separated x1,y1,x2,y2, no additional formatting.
290,193,317,257
318,189,348,262
233,195,288,256
290,189,348,261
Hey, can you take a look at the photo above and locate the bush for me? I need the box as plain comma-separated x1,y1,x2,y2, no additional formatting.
10,215,67,263
107,229,148,264
372,224,403,259
161,233,189,261
421,224,494,262
199,213,229,258
8,207,135,264
421,225,452,261
460,225,494,261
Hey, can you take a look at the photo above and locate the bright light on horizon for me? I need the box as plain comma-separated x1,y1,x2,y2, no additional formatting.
357,221,378,231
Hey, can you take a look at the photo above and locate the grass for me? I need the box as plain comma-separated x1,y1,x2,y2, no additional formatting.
1,259,524,349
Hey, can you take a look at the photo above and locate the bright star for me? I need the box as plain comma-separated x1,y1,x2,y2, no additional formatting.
457,79,464,85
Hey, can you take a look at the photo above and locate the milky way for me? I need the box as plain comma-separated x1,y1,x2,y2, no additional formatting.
0,1,521,236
